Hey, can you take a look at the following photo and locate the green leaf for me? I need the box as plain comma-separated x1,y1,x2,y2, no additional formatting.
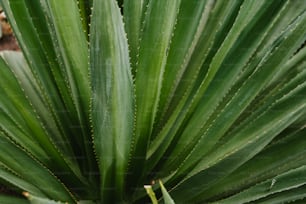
0,51,90,195
172,7,306,177
1,1,306,203
123,0,149,73
154,0,213,126
90,0,134,202
155,0,245,128
0,134,76,203
0,194,29,204
36,0,95,176
170,82,306,202
24,193,66,204
251,185,306,204
194,99,306,202
78,201,96,204
1,0,97,183
77,0,93,36
1,1,74,141
200,124,306,202
129,0,181,188
40,0,91,118
147,0,244,171
0,164,46,198
152,0,290,177
214,165,306,203
159,181,175,204
0,53,49,159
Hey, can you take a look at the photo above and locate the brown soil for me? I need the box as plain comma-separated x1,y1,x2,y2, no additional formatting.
0,11,20,51
0,34,20,51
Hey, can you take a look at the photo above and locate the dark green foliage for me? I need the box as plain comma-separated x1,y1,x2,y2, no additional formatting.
0,0,305,203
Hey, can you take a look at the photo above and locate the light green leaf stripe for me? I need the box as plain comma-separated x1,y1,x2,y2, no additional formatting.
90,0,134,202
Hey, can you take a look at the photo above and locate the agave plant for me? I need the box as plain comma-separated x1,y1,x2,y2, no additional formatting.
0,0,305,203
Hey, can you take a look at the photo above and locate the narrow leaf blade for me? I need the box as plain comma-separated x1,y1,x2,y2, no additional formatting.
90,0,134,202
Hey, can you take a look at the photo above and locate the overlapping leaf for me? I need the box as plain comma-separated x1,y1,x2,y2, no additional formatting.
0,0,305,203
90,0,134,202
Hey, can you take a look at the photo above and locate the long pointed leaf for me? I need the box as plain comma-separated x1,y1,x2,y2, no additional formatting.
0,195,29,204
147,0,243,170
159,180,175,204
0,134,76,203
129,0,181,188
90,0,134,202
172,8,306,176
0,52,90,195
123,0,149,74
0,165,45,198
152,0,289,176
214,166,306,204
170,83,306,202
